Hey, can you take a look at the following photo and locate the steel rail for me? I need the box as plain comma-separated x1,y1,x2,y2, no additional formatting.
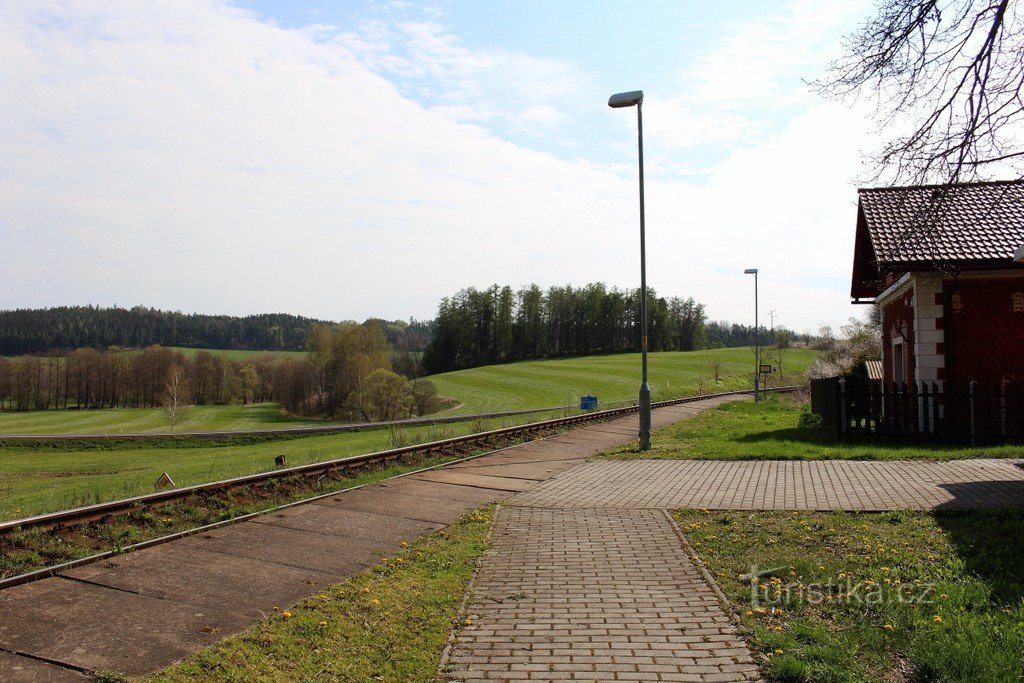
0,386,803,538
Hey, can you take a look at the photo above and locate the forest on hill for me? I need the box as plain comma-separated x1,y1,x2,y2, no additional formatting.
423,283,809,373
0,306,432,357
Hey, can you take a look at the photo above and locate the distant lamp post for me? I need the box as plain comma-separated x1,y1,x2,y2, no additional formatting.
608,89,651,451
744,268,760,402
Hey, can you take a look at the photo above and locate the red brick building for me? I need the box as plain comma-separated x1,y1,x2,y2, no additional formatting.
850,180,1024,397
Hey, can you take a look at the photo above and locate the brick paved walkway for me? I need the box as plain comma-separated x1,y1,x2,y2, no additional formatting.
509,459,1024,510
443,507,761,682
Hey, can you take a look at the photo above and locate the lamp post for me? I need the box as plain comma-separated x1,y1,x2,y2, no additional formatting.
609,89,651,451
744,268,759,402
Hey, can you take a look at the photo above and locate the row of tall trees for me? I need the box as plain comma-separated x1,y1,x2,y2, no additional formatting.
0,306,436,358
0,322,444,421
423,283,710,373
0,346,277,412
0,306,333,355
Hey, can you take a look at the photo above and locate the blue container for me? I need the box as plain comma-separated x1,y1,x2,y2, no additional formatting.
579,394,598,411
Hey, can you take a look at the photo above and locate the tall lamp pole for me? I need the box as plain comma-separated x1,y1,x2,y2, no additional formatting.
609,89,651,450
744,268,759,402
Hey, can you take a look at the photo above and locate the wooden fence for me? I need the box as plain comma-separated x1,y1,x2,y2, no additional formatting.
811,378,1024,443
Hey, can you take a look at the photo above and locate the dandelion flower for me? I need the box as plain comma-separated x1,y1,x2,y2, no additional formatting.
774,649,784,655
318,621,327,628
362,586,371,593
884,624,894,631
401,541,408,547
282,611,292,619
745,610,754,616
464,618,473,626
933,615,943,623
940,594,948,600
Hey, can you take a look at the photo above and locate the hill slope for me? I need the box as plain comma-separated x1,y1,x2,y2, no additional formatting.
430,347,815,414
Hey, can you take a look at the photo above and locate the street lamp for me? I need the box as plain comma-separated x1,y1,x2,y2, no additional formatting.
609,89,651,451
744,268,759,402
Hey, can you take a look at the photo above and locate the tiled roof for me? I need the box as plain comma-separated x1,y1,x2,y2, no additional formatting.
859,180,1024,265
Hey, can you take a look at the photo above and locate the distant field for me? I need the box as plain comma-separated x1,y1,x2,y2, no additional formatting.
164,347,305,360
0,403,325,436
0,413,550,520
430,347,817,414
0,347,816,435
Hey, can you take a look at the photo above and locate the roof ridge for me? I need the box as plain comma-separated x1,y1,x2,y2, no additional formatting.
858,178,1024,193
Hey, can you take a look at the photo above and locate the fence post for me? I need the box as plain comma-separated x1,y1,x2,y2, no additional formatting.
838,378,847,439
969,380,977,446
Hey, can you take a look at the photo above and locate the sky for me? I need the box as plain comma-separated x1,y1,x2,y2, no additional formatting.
1,0,881,332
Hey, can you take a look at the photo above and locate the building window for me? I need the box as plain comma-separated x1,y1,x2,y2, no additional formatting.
893,341,905,384
1013,292,1024,312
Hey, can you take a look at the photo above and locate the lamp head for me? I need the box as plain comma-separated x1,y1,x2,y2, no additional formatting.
608,90,644,108
744,268,758,275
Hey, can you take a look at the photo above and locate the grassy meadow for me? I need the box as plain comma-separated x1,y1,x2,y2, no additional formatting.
0,347,818,520
604,393,1024,461
0,402,325,436
430,346,816,414
0,411,563,521
0,347,817,435
678,508,1024,681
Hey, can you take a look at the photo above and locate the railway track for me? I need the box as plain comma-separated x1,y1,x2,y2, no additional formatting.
0,386,802,590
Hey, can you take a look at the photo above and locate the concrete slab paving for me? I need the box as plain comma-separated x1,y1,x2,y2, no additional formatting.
326,488,479,523
0,578,251,676
254,502,442,544
181,521,382,575
65,543,335,618
0,651,88,682
385,478,514,505
414,470,537,491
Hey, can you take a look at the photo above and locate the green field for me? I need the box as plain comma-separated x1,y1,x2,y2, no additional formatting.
0,412,564,521
0,347,817,435
604,394,1024,461
0,347,817,520
164,347,305,360
430,347,816,414
0,403,326,436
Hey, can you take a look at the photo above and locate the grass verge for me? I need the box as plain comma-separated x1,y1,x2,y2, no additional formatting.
675,508,1024,682
0,410,577,520
148,506,493,682
604,394,1024,460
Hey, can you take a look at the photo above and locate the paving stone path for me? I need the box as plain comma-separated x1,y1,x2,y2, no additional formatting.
443,429,1024,681
443,507,762,682
509,458,1024,511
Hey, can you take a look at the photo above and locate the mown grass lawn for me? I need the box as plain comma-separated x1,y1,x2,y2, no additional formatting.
604,394,1024,460
676,508,1024,682
148,507,493,683
0,402,326,436
0,412,546,521
429,347,816,415
0,347,816,436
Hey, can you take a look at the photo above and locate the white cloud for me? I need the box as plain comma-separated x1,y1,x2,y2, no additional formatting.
0,0,874,333
520,105,566,127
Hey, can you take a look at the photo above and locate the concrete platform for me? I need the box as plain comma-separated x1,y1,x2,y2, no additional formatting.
0,578,251,676
0,400,724,680
0,652,88,682
65,543,334,618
